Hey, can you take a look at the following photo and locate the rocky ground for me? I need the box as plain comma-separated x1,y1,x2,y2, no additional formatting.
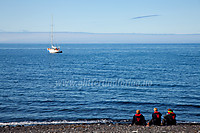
0,123,200,133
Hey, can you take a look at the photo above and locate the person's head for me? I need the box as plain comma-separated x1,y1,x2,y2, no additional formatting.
136,110,140,114
154,108,158,112
167,108,173,113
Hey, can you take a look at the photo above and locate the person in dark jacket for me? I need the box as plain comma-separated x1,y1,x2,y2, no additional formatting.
131,110,146,126
147,108,162,126
162,109,176,125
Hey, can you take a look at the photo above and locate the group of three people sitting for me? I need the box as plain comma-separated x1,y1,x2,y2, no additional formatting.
131,108,176,126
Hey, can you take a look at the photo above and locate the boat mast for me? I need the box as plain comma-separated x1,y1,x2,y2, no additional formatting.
51,16,53,47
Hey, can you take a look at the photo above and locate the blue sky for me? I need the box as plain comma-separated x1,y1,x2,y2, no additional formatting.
0,0,200,34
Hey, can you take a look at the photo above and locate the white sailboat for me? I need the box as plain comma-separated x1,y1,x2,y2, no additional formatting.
47,17,62,53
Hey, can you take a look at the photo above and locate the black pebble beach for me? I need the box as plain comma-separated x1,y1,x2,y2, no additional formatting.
1,123,200,133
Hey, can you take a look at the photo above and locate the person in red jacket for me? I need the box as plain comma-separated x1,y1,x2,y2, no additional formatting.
162,109,176,125
147,108,162,126
131,110,146,126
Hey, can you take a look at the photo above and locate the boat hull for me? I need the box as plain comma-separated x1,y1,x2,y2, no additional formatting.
47,48,62,53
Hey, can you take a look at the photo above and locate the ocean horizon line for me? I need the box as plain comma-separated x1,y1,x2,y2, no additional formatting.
0,31,200,35
0,32,200,44
0,42,200,45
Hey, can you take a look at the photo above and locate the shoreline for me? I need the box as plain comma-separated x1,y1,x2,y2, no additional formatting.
1,119,199,126
1,123,200,133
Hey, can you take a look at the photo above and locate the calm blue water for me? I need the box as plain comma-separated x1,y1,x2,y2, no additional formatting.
0,43,200,125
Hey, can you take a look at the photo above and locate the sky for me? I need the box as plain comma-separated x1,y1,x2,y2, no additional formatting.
0,0,200,44
0,0,200,34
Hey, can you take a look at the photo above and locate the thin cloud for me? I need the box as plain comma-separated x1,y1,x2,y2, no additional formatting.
132,15,160,20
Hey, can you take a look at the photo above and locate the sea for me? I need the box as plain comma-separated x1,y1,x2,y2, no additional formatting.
0,43,199,126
